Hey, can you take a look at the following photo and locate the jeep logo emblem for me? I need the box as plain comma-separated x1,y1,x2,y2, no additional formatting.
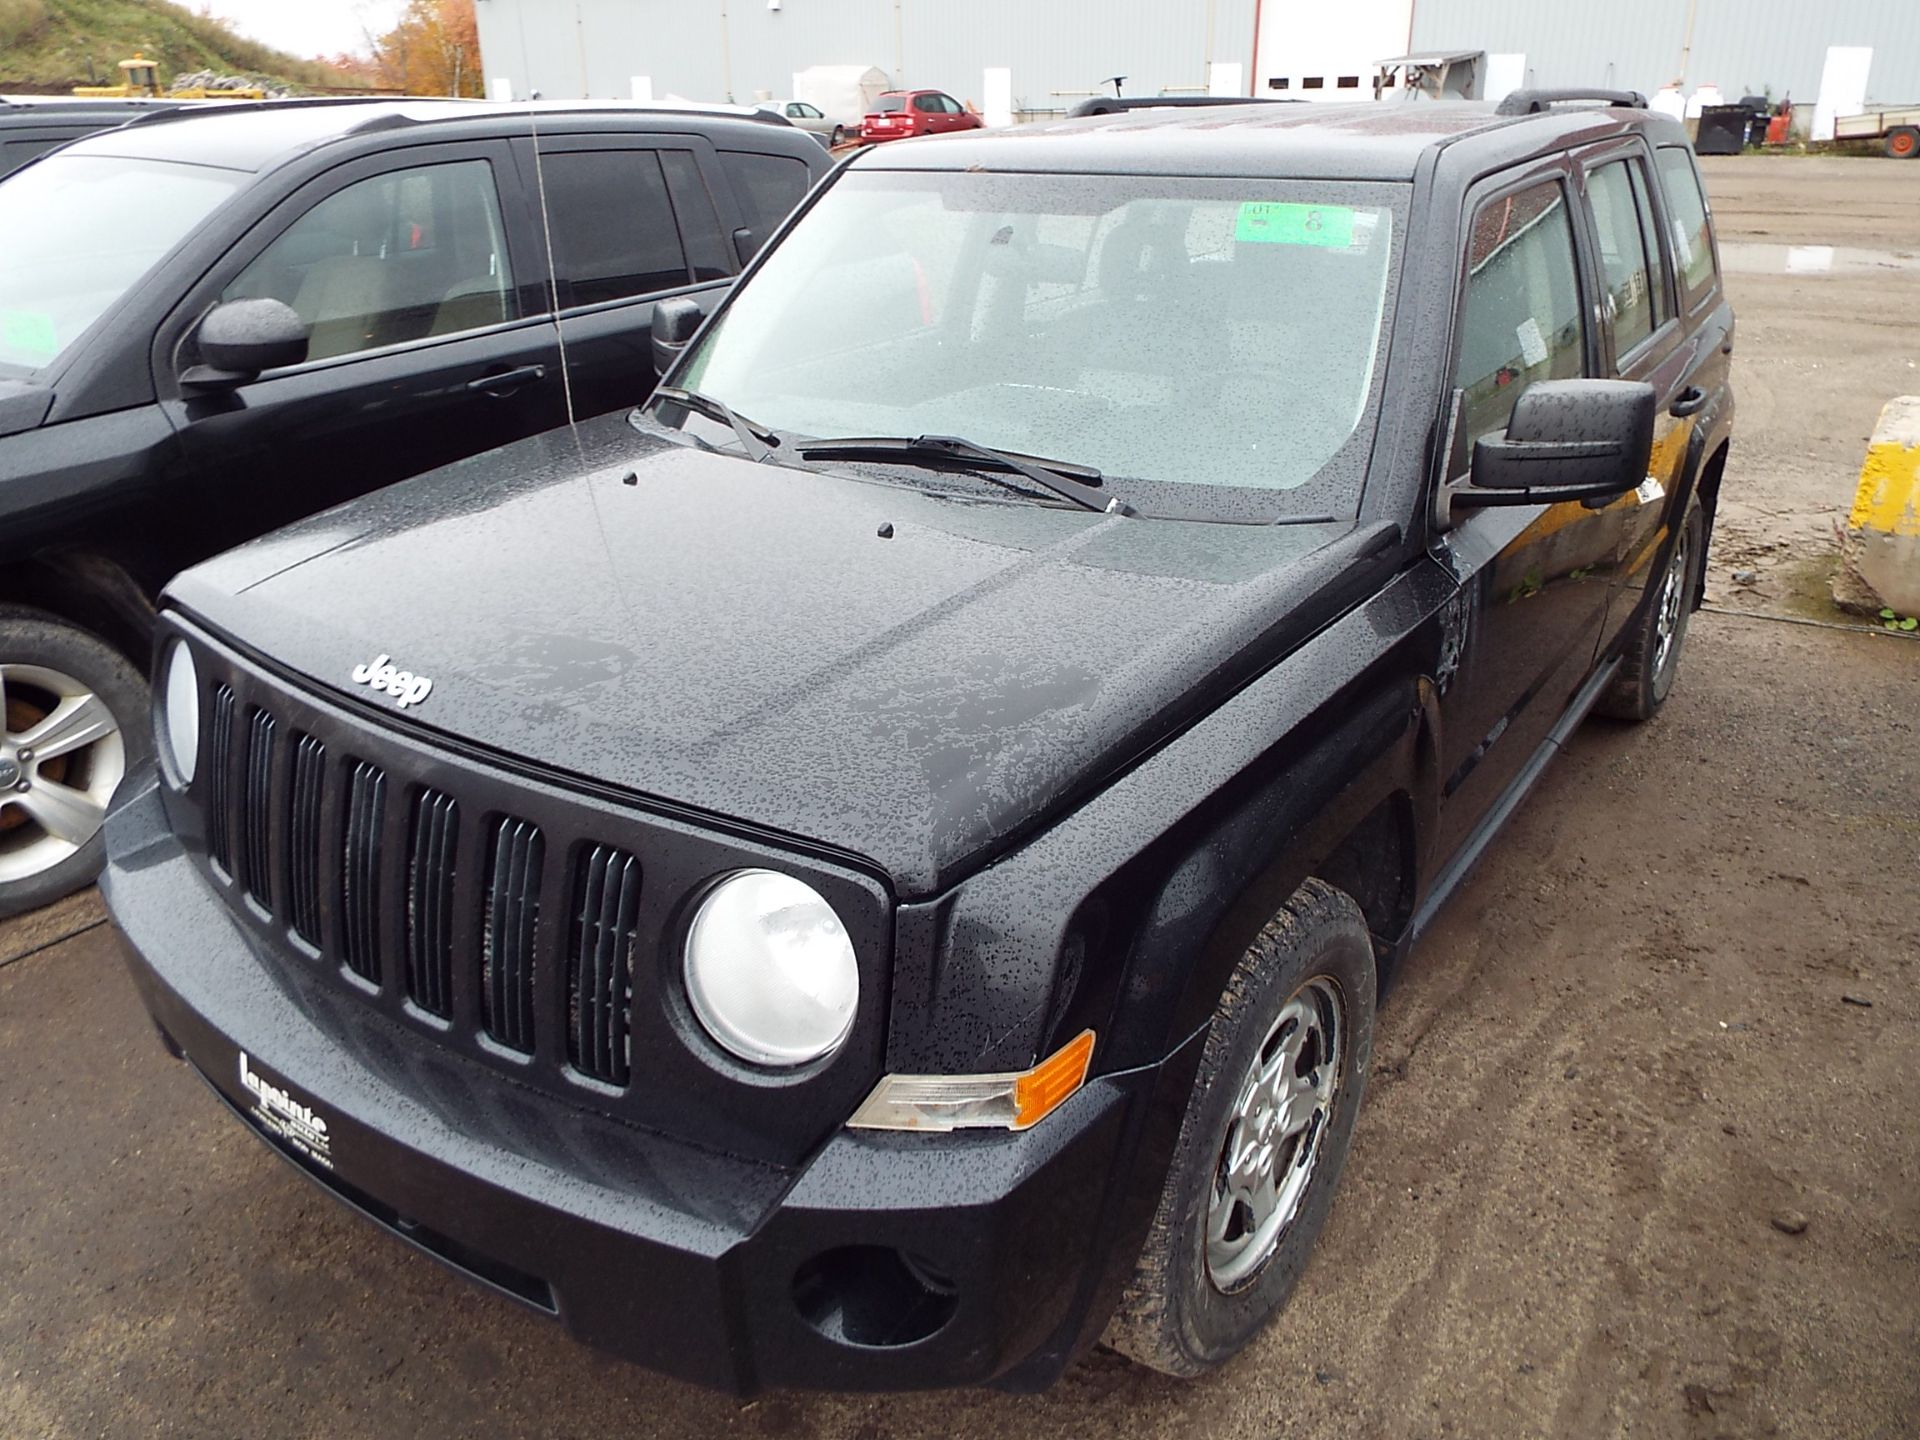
350,654,433,709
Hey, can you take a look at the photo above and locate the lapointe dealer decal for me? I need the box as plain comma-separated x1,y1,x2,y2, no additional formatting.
238,1051,335,1170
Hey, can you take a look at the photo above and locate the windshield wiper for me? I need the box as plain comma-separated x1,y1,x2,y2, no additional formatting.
796,434,1129,516
650,385,778,462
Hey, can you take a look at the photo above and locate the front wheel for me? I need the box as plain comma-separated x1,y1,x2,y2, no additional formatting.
0,609,150,919
1106,878,1376,1376
1597,495,1704,722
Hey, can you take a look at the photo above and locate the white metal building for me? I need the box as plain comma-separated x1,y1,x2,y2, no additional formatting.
473,0,1920,122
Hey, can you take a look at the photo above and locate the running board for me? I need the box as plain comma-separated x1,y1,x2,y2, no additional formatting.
1407,655,1622,943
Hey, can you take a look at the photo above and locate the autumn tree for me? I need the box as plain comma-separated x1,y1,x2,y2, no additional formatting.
371,0,482,98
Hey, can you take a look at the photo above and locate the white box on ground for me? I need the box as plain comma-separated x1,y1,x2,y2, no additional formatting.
1208,61,1245,97
630,76,654,102
489,77,514,102
1813,46,1872,142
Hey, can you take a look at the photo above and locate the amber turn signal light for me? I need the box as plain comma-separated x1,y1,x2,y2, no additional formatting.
846,1030,1098,1133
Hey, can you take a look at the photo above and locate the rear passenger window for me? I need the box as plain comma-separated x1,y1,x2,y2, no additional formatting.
1627,164,1672,327
718,151,809,238
1656,146,1717,305
1586,160,1655,355
541,149,690,308
225,159,517,362
661,151,732,282
1455,180,1586,448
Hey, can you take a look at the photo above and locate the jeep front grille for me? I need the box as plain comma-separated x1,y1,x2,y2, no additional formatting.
185,667,647,1093
169,626,887,1160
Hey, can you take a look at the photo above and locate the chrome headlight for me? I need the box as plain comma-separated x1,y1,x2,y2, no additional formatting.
684,870,859,1067
159,639,200,784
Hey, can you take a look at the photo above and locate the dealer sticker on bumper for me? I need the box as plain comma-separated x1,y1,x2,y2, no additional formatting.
238,1051,334,1171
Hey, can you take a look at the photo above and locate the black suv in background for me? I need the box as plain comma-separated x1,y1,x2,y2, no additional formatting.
106,93,1732,1391
0,98,826,916
0,95,187,179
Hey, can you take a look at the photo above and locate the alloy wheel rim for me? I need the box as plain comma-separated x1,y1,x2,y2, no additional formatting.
1653,524,1691,677
0,663,126,885
1205,975,1346,1293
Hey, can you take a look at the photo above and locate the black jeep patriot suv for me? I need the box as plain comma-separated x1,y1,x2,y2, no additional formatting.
104,92,1733,1392
0,98,824,915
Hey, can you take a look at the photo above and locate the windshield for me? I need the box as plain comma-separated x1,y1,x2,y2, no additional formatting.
0,154,244,374
678,170,1405,521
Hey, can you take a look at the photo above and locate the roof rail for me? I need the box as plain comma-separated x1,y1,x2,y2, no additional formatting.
115,95,400,131
1496,88,1649,117
1068,95,1300,117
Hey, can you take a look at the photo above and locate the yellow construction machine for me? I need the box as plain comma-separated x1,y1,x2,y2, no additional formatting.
73,55,265,101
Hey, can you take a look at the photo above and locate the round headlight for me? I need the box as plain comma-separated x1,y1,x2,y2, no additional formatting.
160,640,199,784
684,870,859,1067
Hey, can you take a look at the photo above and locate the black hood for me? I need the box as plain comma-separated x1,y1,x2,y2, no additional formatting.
171,413,1389,894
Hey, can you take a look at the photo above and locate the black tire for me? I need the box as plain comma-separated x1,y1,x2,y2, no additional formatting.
1886,126,1919,160
1596,496,1704,722
1106,878,1376,1376
831,125,847,146
0,607,150,920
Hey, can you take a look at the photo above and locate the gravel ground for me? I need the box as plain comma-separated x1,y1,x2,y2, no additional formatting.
2,156,1917,1440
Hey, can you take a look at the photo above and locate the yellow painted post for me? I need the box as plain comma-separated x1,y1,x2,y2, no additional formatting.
1847,396,1920,617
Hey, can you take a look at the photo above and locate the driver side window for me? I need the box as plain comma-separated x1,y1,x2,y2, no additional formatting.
1454,180,1587,453
225,159,517,363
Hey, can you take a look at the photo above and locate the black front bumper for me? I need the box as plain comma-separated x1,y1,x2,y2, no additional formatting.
104,777,1190,1394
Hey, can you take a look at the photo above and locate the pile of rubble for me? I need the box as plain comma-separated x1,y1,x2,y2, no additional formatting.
169,69,294,98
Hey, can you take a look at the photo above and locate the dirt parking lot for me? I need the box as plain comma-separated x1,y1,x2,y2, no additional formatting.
3,156,1917,1440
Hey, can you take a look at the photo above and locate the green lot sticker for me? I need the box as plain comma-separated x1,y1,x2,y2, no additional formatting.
1235,202,1355,247
0,310,57,360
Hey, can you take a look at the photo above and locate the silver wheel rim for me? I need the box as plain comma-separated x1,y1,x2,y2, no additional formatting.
1653,523,1691,677
1205,975,1346,1293
0,663,126,885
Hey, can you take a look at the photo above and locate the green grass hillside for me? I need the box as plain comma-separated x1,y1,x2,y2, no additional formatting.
0,0,360,93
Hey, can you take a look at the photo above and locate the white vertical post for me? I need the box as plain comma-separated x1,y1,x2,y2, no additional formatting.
1812,46,1873,142
1484,54,1526,105
984,67,1014,127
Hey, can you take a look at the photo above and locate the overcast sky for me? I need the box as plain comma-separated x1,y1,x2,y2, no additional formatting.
199,0,409,60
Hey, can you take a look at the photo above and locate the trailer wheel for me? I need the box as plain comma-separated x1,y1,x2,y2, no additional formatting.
1888,127,1920,160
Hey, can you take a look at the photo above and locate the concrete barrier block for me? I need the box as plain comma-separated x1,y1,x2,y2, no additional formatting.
1847,396,1920,617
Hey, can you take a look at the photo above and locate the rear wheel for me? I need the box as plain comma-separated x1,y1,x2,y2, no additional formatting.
1887,127,1919,160
1597,496,1704,722
1106,879,1376,1376
831,125,847,146
0,609,149,919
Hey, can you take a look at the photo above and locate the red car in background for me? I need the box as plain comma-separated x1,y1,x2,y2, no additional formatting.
860,89,984,142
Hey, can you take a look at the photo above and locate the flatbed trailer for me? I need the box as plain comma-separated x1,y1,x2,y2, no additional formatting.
1834,106,1920,158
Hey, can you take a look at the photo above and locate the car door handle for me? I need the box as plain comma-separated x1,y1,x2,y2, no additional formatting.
467,364,546,395
1669,386,1709,418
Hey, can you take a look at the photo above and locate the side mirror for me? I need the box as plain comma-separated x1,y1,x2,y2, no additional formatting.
650,296,706,375
182,298,308,389
1456,378,1656,509
732,225,763,267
